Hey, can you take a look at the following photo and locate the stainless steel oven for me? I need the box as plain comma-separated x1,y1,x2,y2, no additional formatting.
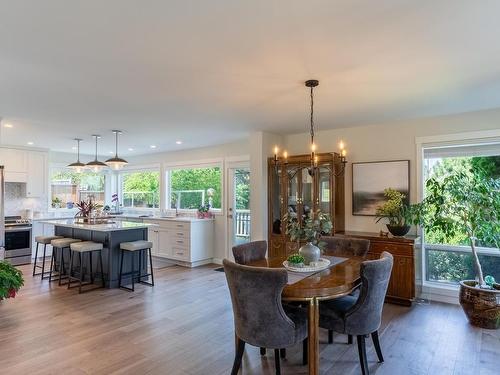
4,216,32,265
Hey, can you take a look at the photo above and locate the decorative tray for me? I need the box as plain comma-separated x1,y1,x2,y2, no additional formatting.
283,258,331,273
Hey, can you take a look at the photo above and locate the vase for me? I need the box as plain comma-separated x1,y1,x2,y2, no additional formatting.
386,224,410,237
459,280,500,329
299,242,321,265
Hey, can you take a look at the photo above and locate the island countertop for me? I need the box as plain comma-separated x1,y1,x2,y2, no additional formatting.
41,219,158,232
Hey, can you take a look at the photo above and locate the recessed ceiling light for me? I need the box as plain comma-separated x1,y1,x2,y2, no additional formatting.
175,140,183,145
27,141,34,145
108,151,114,154
150,145,156,149
3,123,13,128
72,146,77,150
128,148,134,151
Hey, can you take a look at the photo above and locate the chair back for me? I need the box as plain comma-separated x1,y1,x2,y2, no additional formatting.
345,251,393,335
223,259,297,348
322,236,370,257
232,240,267,265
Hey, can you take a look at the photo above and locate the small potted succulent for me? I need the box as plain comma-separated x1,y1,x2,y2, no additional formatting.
375,188,422,236
287,253,305,268
197,203,212,219
0,261,24,301
284,210,333,265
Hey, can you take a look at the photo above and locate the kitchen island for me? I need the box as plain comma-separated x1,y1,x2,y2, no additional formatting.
41,219,158,288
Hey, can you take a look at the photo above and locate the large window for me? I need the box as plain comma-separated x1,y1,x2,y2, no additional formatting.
50,170,106,207
168,165,222,210
121,170,160,209
423,144,500,285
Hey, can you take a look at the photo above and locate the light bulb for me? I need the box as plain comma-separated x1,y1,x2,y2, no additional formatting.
283,151,288,159
339,140,345,150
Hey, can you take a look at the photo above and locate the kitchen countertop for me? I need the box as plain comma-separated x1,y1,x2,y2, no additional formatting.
40,219,158,232
33,214,214,222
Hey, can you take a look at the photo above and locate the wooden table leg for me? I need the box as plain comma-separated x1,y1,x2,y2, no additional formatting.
308,297,320,375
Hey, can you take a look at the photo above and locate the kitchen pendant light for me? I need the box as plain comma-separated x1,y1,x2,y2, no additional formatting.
306,79,319,176
105,130,128,170
86,135,108,172
67,138,86,173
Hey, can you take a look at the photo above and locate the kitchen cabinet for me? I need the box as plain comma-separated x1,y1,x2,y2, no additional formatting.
26,151,47,197
0,147,28,182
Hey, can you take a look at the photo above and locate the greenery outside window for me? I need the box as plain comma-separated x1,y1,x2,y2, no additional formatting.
120,170,160,209
50,169,106,208
423,146,500,286
168,165,222,211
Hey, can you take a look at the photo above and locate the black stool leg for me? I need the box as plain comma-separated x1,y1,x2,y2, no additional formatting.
32,242,39,276
148,248,154,286
67,250,74,290
99,249,105,288
58,247,67,286
89,251,94,284
131,251,135,291
48,248,56,282
41,244,48,279
119,249,124,289
78,252,83,294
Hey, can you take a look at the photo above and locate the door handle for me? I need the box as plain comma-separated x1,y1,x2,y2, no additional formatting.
227,214,233,219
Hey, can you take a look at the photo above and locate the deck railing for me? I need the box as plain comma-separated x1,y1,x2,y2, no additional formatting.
235,209,251,238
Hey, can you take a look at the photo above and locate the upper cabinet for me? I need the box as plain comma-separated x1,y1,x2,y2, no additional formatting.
267,152,345,258
0,147,47,197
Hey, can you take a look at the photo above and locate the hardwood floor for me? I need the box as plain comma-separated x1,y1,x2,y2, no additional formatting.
0,263,498,375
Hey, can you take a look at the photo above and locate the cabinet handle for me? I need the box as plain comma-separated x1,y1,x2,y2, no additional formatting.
176,252,183,255
176,232,184,236
176,240,183,243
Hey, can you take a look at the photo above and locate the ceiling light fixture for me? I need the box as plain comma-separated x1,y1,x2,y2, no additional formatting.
86,135,108,172
175,140,182,145
27,141,34,145
67,138,86,173
3,123,13,128
106,130,128,170
150,145,156,149
128,148,134,151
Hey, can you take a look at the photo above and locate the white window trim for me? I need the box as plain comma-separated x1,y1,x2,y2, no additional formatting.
117,164,161,211
163,158,225,215
415,129,500,299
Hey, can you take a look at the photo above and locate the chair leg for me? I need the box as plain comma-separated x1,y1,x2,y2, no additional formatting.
99,250,105,288
348,334,353,344
89,251,94,284
118,249,124,288
78,252,83,294
231,338,245,375
356,335,369,375
48,249,55,281
302,338,308,366
67,250,74,290
148,248,154,286
58,247,66,286
260,347,266,356
371,331,384,363
274,349,281,375
32,242,39,276
328,329,333,344
41,244,47,279
280,348,286,359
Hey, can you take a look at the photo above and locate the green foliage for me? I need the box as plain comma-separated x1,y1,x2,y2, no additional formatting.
52,171,105,191
287,253,305,265
375,188,423,226
122,171,160,208
171,167,222,209
284,210,333,250
0,261,24,300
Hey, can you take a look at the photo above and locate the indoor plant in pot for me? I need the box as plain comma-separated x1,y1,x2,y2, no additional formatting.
75,199,99,222
423,170,500,329
284,210,333,265
0,261,24,301
375,188,421,236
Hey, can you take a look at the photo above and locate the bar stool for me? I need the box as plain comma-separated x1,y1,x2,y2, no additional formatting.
118,240,154,291
49,238,82,285
33,235,63,279
68,241,105,293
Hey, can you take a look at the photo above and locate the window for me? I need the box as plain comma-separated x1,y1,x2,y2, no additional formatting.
423,143,500,285
168,165,222,210
50,169,106,207
120,170,160,209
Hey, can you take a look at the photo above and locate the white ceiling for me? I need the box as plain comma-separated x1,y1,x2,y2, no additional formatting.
1,0,500,155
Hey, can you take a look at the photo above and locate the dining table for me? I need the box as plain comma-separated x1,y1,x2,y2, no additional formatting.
248,254,365,375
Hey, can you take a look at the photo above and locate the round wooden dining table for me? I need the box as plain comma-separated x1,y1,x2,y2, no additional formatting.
248,255,364,375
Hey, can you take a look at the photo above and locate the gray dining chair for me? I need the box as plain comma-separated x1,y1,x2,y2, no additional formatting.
223,259,308,375
318,252,393,375
232,240,267,265
322,236,370,257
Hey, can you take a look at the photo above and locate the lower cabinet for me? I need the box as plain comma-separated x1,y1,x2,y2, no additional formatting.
145,219,214,267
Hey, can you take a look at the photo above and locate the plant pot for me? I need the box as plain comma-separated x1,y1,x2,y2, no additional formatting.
386,225,410,237
459,280,500,329
299,242,321,265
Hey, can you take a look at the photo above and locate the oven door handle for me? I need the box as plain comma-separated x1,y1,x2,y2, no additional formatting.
4,227,32,232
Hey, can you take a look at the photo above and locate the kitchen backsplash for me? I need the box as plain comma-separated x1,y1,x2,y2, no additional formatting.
4,182,48,217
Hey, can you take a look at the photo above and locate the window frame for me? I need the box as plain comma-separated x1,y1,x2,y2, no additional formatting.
48,163,110,212
163,158,224,214
117,164,161,211
416,130,500,292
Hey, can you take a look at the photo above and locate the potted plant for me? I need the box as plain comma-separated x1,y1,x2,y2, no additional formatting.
51,197,62,209
287,253,305,268
197,203,212,219
375,188,422,236
74,199,99,222
0,261,24,301
422,170,500,329
283,210,333,265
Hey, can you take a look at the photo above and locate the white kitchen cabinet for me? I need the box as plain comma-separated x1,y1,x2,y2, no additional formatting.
0,147,28,182
143,218,214,267
26,151,47,197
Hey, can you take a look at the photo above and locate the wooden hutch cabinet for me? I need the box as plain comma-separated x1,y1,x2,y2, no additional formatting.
267,152,345,258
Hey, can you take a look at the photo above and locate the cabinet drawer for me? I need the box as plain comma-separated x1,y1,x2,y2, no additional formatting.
171,230,189,239
369,242,413,256
172,246,190,260
165,221,191,231
172,237,190,249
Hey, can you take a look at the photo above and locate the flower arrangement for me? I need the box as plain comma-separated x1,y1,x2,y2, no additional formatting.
0,261,24,300
283,210,333,250
197,203,213,219
75,199,100,221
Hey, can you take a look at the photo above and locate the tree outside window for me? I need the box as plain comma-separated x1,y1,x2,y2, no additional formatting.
170,167,222,210
122,171,160,209
51,170,106,207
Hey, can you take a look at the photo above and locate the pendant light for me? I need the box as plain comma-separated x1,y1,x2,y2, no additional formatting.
67,138,86,173
86,135,108,172
105,130,128,170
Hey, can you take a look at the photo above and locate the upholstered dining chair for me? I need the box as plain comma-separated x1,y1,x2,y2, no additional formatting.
223,259,308,375
232,240,267,265
322,236,370,257
318,252,393,375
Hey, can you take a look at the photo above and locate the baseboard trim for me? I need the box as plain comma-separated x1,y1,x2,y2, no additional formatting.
211,258,223,265
419,284,459,305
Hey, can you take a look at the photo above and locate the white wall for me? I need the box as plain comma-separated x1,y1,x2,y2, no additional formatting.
283,108,500,233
